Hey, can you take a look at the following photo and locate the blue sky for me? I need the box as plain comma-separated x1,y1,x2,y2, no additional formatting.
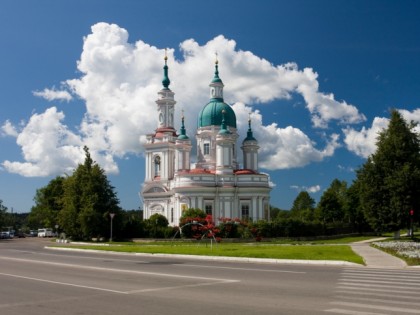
1,0,420,213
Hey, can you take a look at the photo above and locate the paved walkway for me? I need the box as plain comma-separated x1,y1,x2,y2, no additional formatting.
350,238,407,268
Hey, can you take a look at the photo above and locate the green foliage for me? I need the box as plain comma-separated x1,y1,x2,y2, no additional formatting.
28,176,64,228
144,213,169,238
317,179,347,224
180,208,206,220
0,199,8,228
52,146,121,240
269,205,286,219
356,110,420,233
290,191,315,222
117,210,145,239
344,181,369,232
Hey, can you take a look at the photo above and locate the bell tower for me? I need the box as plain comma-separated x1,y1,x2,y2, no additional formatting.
144,52,177,182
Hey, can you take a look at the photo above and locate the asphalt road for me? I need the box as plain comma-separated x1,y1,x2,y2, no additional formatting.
1,238,420,315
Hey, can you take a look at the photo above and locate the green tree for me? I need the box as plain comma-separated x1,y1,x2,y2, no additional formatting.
344,181,368,232
356,110,420,233
59,146,121,240
317,179,347,224
144,213,169,238
117,209,145,239
290,191,316,222
28,176,64,228
0,199,8,228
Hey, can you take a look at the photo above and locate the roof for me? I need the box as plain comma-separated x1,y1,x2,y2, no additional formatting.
198,100,237,128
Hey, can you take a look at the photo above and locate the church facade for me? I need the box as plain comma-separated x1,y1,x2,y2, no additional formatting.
141,56,271,226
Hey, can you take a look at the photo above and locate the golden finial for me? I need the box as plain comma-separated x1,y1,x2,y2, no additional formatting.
181,109,184,119
215,51,218,65
164,48,168,61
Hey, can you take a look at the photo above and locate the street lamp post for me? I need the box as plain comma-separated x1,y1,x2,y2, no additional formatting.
109,213,115,242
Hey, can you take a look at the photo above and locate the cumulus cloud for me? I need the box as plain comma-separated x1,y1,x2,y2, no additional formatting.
343,108,420,159
3,22,365,177
1,120,19,137
343,116,389,158
290,185,321,193
33,88,73,102
233,102,341,169
399,108,420,133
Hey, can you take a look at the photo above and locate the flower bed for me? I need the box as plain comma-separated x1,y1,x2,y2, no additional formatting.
372,241,420,265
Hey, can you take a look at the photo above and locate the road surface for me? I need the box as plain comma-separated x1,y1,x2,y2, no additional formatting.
1,238,419,315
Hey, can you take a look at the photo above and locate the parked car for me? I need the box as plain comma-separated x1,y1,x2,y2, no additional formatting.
1,231,11,239
38,228,53,237
29,230,38,237
16,231,26,238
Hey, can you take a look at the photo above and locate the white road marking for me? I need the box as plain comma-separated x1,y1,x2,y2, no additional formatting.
338,282,414,290
9,249,150,264
334,296,420,307
325,308,386,315
0,256,239,282
0,272,127,294
339,278,420,286
330,301,420,314
177,263,306,273
336,285,419,294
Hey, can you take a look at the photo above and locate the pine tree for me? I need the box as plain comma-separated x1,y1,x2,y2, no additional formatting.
59,146,121,240
356,109,420,233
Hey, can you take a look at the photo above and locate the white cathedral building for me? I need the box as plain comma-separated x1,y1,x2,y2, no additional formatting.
141,56,271,226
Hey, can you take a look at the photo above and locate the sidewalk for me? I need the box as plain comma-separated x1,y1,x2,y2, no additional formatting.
350,238,407,268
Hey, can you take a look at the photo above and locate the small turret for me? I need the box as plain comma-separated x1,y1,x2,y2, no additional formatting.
241,115,259,172
175,112,192,173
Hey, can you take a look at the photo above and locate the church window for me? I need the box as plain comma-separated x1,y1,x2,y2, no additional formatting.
204,143,210,155
171,208,174,223
241,204,250,220
205,204,213,215
154,155,161,177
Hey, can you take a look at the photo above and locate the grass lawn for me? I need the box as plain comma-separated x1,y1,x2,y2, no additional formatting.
55,241,364,265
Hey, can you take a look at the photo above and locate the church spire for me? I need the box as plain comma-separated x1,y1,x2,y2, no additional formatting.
178,110,189,140
212,53,222,83
162,49,170,89
244,114,256,141
209,53,224,100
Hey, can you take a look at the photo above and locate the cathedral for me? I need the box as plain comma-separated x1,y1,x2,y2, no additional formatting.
141,55,271,226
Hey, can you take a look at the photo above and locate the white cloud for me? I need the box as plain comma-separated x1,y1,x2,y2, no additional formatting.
2,107,118,176
398,108,420,133
33,88,73,102
233,102,341,169
297,70,366,128
290,185,321,193
3,22,365,177
1,120,19,137
343,108,420,159
343,116,389,158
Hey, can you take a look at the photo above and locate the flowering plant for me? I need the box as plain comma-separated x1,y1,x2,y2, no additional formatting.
373,241,420,265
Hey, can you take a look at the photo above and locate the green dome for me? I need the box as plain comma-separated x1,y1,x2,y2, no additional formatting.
198,100,237,128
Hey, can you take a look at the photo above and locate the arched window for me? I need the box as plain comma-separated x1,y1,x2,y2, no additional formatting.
204,143,210,155
154,155,161,177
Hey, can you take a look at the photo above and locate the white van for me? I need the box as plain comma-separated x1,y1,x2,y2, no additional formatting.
38,228,53,237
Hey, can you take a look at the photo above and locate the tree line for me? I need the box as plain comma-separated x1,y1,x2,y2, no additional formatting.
2,109,419,240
